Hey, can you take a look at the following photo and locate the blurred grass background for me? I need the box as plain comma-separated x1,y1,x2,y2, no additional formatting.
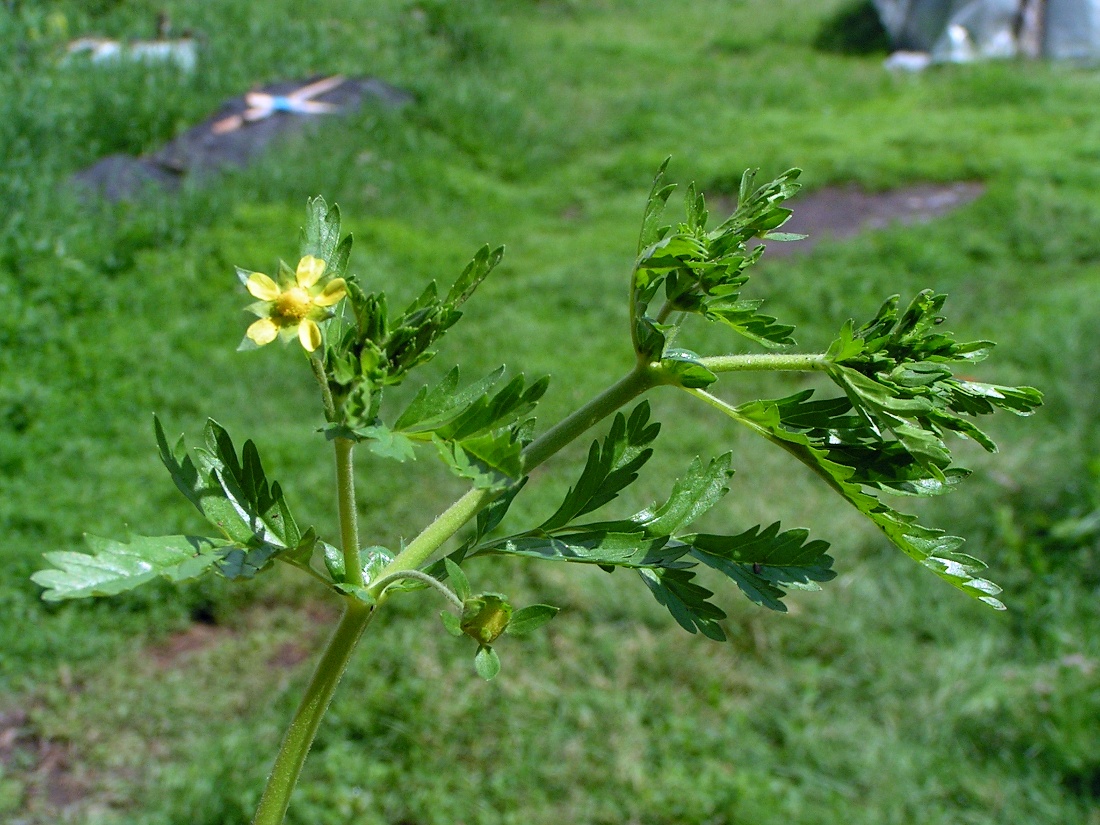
0,0,1098,822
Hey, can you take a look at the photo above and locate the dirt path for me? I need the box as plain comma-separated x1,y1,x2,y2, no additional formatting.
754,181,984,255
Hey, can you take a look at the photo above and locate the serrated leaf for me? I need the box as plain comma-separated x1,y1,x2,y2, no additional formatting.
703,299,796,348
435,431,524,491
475,530,684,567
300,196,350,279
357,425,417,462
684,523,836,612
638,567,726,641
474,645,501,680
638,157,675,254
215,543,281,580
629,454,733,536
823,291,1042,479
158,417,301,549
540,402,660,531
696,389,1007,608
33,535,227,601
394,366,504,432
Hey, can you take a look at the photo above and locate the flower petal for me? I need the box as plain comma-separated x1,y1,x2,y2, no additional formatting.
296,255,327,288
313,277,347,307
298,318,322,352
246,272,281,301
246,318,279,346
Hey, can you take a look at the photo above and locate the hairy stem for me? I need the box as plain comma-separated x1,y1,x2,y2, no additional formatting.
699,352,827,373
251,601,375,825
371,569,465,610
334,438,363,588
310,353,337,421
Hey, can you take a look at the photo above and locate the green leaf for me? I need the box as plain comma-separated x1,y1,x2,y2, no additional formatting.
357,425,417,462
637,157,675,254
540,402,660,531
444,558,471,601
435,430,524,491
215,543,281,580
393,366,504,432
322,541,345,583
440,610,464,637
446,244,505,308
476,530,683,568
506,604,560,636
684,523,836,612
702,298,796,348
156,417,303,550
701,389,1007,608
661,349,718,388
433,374,550,442
629,454,733,536
474,645,501,680
33,535,227,601
638,567,726,641
823,291,1043,476
300,196,352,280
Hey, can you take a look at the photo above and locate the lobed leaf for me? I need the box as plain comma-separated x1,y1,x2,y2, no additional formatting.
33,535,228,601
703,389,1008,608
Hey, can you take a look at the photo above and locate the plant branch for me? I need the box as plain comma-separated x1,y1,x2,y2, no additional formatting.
334,438,363,589
371,569,465,610
699,352,827,373
251,601,375,825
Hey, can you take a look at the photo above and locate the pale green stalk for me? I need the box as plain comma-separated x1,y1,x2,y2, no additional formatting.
699,352,827,373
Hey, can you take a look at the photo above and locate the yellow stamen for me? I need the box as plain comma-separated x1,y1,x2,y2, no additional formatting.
273,287,314,322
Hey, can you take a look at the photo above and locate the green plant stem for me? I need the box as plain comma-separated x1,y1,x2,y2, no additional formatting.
310,353,337,421
334,437,363,588
251,601,375,825
371,569,465,610
699,352,827,373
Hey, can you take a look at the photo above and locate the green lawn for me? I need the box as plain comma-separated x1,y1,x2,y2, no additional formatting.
1,1,1098,823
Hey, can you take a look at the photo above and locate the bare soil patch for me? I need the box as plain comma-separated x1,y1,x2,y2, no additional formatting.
722,181,984,256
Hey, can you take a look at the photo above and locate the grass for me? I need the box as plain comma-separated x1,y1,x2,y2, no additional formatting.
1,0,1098,822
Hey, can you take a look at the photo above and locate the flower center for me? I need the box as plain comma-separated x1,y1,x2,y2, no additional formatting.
272,287,313,322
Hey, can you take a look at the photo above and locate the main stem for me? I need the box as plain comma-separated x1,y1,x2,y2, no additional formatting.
251,601,375,825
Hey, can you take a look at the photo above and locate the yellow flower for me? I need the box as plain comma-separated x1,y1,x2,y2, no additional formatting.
238,255,347,352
